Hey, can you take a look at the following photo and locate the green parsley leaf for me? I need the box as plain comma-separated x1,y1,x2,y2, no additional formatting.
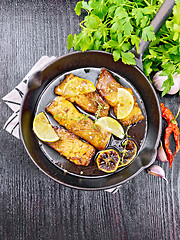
78,31,92,51
113,49,121,61
94,40,102,50
74,1,82,16
131,35,140,54
70,34,80,51
142,25,156,42
121,42,131,52
143,60,153,77
162,75,174,96
94,30,102,40
90,0,108,20
84,15,100,29
114,7,128,19
161,62,175,75
121,52,136,65
99,23,109,42
142,6,155,15
123,21,133,36
82,1,92,11
132,8,143,25
140,16,149,28
67,34,74,49
111,19,124,33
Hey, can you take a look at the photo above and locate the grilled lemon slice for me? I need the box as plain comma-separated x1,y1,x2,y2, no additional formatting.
118,139,137,167
96,149,120,173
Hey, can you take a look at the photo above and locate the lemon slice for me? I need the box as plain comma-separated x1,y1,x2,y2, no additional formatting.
95,116,124,139
63,76,96,98
118,140,137,167
117,88,134,119
96,149,120,173
33,112,59,142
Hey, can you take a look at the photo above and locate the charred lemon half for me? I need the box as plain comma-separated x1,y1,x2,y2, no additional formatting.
96,149,120,173
118,139,137,167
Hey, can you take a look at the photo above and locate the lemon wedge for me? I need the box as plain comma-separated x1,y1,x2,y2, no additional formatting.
63,76,96,98
117,88,134,119
95,116,124,139
33,112,59,142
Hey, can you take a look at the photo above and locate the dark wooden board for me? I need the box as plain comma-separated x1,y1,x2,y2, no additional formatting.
0,1,179,239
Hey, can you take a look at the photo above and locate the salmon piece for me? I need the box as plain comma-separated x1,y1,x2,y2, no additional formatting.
54,73,110,117
96,68,145,126
47,126,95,166
46,96,111,150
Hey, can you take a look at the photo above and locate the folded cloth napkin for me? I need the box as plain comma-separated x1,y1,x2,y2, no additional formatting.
2,56,120,193
2,56,57,139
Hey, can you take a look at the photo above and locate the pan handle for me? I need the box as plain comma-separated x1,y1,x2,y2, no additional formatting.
27,57,58,90
133,0,175,60
27,71,43,90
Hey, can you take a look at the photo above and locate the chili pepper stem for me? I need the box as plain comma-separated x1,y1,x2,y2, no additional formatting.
171,106,180,124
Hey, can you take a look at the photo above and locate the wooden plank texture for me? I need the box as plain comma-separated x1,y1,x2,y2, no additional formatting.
0,1,179,240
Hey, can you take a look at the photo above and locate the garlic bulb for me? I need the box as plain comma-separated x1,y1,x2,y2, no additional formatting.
153,71,180,95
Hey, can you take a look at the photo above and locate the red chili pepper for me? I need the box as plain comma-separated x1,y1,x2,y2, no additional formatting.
172,122,180,155
160,103,174,123
160,103,180,169
164,123,175,169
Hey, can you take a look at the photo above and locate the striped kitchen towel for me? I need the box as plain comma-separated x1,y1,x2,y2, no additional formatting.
2,56,57,139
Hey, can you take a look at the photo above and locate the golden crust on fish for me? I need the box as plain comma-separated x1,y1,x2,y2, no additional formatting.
54,73,110,117
47,126,95,166
96,68,145,126
46,96,111,150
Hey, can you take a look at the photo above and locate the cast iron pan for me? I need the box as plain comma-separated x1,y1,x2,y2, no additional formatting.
19,0,174,190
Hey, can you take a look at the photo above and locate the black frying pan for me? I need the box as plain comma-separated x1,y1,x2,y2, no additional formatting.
20,0,174,190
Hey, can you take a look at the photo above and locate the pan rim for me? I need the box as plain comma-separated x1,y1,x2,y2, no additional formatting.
19,50,162,190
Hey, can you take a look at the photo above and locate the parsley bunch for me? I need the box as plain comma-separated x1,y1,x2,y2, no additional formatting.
67,0,180,96
143,0,180,96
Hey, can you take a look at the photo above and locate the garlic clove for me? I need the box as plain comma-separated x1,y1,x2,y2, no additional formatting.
168,73,180,95
153,71,180,95
157,141,168,162
153,71,166,91
147,165,168,182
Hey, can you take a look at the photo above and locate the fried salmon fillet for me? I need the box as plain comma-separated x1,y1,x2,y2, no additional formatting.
46,96,111,150
47,126,95,166
54,73,109,117
96,68,145,126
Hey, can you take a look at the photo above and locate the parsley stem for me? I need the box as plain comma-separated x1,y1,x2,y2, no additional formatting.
144,0,150,6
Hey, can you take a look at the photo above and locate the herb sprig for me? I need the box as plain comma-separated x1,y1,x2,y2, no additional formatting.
55,113,90,122
119,125,131,162
93,97,104,122
67,0,180,96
